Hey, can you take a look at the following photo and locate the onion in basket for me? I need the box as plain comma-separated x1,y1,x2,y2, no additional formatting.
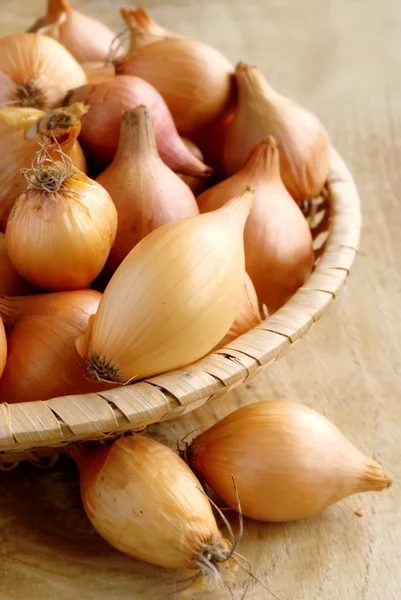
116,10,235,134
198,137,314,313
96,106,199,271
186,401,392,522
75,189,253,384
0,33,86,110
0,291,112,403
6,144,117,291
222,62,330,201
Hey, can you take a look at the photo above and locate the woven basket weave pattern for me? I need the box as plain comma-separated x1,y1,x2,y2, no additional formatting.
0,147,361,468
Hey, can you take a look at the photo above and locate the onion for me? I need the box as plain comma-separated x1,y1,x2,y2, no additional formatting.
0,233,32,296
72,435,232,572
0,33,86,109
187,401,392,522
76,190,253,384
0,317,6,380
66,75,212,177
0,291,112,402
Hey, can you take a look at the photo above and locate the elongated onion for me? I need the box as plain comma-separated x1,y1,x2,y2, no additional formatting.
72,435,231,572
223,62,330,201
116,12,234,133
0,291,112,402
187,401,392,522
76,190,253,383
198,137,314,313
0,317,6,380
0,103,87,231
29,0,117,64
97,106,199,270
66,75,211,176
0,33,86,109
6,146,117,291
0,233,32,296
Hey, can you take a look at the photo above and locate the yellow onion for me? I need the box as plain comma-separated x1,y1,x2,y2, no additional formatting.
29,0,117,63
6,146,117,291
0,103,87,231
0,33,86,109
76,189,253,383
187,401,392,522
72,435,232,572
0,291,113,402
223,62,330,201
198,137,314,313
116,12,235,134
0,317,6,380
214,273,262,349
0,233,32,296
96,106,199,271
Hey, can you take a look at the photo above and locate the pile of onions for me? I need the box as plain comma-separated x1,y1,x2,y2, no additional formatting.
72,435,232,572
76,190,252,383
116,9,235,134
0,33,86,110
0,291,112,402
66,75,212,176
96,106,199,270
0,103,87,230
28,0,117,64
186,401,392,522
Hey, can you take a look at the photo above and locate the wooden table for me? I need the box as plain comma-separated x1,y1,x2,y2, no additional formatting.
1,1,400,599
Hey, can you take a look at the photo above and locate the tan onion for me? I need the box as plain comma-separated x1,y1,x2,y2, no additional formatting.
0,33,86,109
75,189,253,383
29,0,117,63
187,401,392,522
116,12,235,134
96,106,199,271
0,233,32,296
223,62,330,201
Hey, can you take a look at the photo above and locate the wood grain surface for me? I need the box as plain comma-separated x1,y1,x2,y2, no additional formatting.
0,1,400,599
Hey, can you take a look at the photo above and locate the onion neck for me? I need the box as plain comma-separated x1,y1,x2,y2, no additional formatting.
47,0,71,20
115,106,158,161
240,137,281,181
357,458,392,493
236,62,277,105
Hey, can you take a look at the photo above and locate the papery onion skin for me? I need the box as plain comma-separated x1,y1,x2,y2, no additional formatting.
0,317,6,380
116,38,235,134
76,190,252,384
73,435,229,569
198,137,314,313
96,106,199,270
120,7,180,52
0,232,32,296
187,401,392,522
0,290,113,402
66,75,211,177
29,0,117,64
223,62,330,202
81,62,115,85
0,105,87,231
0,33,86,110
6,168,117,291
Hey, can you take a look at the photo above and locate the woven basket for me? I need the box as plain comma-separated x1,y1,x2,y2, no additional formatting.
0,147,361,469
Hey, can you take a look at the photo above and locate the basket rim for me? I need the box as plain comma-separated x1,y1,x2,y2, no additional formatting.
0,146,361,466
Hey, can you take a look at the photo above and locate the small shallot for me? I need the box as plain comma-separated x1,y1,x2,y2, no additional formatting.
187,401,392,522
223,62,330,201
66,75,211,176
198,137,314,313
97,106,199,270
